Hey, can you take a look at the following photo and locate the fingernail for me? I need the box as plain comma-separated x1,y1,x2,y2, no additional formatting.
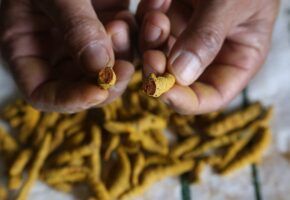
144,23,162,42
169,51,201,85
112,30,129,52
80,42,110,72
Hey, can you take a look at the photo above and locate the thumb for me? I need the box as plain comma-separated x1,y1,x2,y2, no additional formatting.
168,1,235,86
33,0,114,74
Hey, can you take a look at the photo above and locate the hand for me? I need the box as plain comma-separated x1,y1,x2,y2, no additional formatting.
137,0,279,114
0,0,135,113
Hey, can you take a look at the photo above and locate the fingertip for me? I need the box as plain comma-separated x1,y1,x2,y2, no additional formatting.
106,20,131,59
143,50,166,76
140,11,170,50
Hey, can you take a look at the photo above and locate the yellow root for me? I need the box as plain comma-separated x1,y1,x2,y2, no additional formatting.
143,73,176,98
220,127,271,175
104,113,166,140
53,145,93,165
120,160,194,200
9,149,32,190
189,160,205,184
10,149,32,176
16,134,51,200
205,102,263,137
131,153,145,186
104,135,120,161
18,105,41,144
0,127,18,157
171,136,200,158
183,130,246,159
43,167,89,185
90,125,102,179
108,148,131,199
98,67,117,90
51,182,73,193
88,177,110,200
140,131,169,155
0,185,7,200
33,112,60,146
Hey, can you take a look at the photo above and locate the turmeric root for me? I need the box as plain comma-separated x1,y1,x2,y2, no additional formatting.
205,102,263,137
120,160,194,200
16,134,51,200
98,67,117,90
143,73,175,97
220,127,271,175
108,148,131,199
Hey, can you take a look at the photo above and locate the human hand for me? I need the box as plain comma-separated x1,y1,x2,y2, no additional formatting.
137,0,279,114
0,0,135,113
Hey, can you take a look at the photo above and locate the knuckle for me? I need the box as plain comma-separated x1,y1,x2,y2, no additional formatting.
62,17,105,52
195,27,223,50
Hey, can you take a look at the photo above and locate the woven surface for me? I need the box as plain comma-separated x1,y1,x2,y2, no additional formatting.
1,0,290,199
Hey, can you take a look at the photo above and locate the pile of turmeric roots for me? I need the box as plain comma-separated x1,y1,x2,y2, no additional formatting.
0,70,272,200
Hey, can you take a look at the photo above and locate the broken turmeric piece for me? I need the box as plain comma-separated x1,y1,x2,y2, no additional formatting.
98,67,117,89
143,73,175,97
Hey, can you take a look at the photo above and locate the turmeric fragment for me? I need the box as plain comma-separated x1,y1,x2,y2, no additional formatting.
98,67,117,89
143,73,175,97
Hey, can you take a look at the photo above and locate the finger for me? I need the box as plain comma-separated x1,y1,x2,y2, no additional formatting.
168,1,236,86
137,0,171,20
142,50,166,77
11,56,108,113
140,11,170,51
33,0,114,74
160,85,199,115
106,20,131,60
98,60,135,106
92,0,129,11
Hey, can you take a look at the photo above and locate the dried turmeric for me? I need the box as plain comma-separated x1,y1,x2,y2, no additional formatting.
88,177,110,200
90,125,102,179
120,160,195,200
171,136,200,158
108,148,131,199
9,149,32,190
143,73,175,97
0,185,7,200
205,102,263,137
104,135,120,161
16,134,51,200
0,127,18,158
131,153,145,186
220,127,271,175
42,166,89,185
98,67,117,89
